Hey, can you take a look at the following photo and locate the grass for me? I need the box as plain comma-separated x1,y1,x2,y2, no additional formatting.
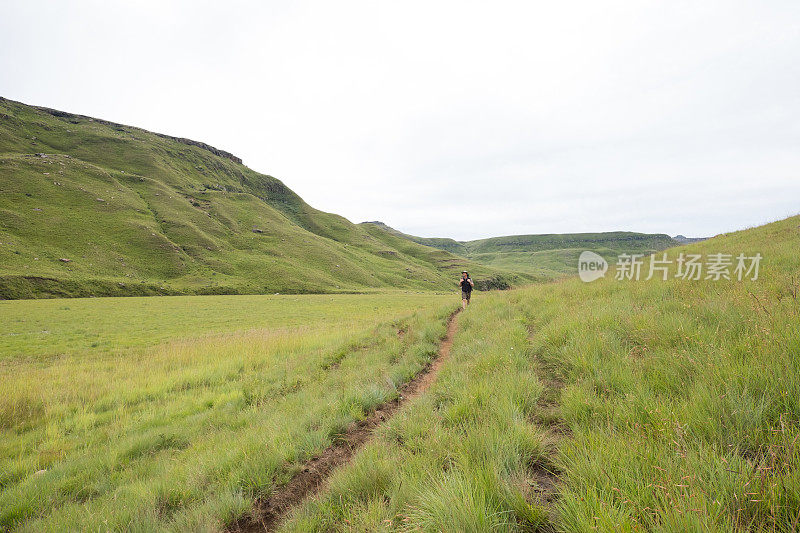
278,214,800,531
533,215,800,531
4,213,797,531
282,292,549,532
0,292,448,359
0,292,456,531
0,97,516,299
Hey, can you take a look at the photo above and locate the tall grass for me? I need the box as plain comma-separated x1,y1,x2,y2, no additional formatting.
280,214,800,531
520,215,800,531
0,293,453,531
282,293,549,532
4,214,798,531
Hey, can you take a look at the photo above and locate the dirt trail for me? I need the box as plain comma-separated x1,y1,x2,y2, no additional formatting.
228,309,461,533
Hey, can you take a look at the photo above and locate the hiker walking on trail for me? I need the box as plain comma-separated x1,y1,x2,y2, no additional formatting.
459,271,474,309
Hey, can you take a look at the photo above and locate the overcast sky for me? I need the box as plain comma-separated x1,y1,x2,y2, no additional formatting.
2,1,798,240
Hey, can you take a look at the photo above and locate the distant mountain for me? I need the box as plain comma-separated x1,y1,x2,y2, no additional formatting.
0,98,517,299
361,222,680,280
673,234,709,244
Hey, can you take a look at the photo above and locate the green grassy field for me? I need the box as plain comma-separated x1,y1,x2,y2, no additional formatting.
0,292,455,531
279,215,799,531
3,215,797,531
0,98,515,299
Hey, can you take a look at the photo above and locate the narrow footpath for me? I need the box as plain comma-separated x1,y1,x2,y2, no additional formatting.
229,309,462,532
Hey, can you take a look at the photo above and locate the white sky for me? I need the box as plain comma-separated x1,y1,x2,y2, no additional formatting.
2,0,798,240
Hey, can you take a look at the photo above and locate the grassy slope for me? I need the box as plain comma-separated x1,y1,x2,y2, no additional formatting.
543,216,800,531
0,293,455,531
284,214,800,531
0,98,514,298
362,221,679,280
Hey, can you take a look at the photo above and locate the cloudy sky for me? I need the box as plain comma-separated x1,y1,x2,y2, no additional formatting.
2,1,798,240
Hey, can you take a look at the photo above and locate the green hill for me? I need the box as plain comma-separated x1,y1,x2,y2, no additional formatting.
362,222,679,280
0,98,517,299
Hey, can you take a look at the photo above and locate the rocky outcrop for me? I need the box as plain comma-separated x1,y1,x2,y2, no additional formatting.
673,234,708,244
153,133,242,164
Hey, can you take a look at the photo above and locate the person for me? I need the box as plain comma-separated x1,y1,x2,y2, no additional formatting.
459,271,474,309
